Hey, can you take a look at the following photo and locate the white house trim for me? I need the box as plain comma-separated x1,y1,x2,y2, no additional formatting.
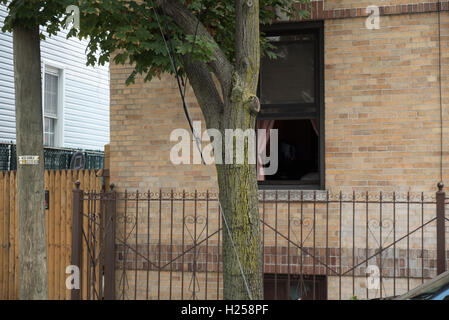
0,4,110,151
42,61,65,147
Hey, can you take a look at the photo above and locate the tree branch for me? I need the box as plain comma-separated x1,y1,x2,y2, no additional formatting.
159,0,233,102
181,54,225,127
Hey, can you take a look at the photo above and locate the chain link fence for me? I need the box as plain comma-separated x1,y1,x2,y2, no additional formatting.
0,142,104,171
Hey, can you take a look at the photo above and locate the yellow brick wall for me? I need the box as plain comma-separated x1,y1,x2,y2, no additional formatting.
324,0,430,10
109,2,449,300
325,12,449,192
110,67,217,191
110,11,449,193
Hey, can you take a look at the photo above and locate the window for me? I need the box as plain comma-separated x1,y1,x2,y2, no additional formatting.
263,274,327,300
43,66,62,147
258,23,324,189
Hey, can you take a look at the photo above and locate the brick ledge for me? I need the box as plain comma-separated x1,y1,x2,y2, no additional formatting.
297,1,449,20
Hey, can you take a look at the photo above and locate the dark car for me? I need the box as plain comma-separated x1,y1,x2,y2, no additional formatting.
394,270,449,300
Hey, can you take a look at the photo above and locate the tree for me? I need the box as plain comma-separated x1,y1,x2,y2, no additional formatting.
3,0,308,299
2,0,75,299
72,0,308,300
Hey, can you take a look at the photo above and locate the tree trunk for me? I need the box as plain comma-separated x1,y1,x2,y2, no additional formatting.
13,24,48,300
162,0,263,300
216,96,263,300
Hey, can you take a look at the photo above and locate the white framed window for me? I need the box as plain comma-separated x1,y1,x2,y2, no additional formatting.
42,64,64,147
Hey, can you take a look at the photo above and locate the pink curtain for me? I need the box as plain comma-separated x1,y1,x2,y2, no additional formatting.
257,120,275,180
311,119,319,136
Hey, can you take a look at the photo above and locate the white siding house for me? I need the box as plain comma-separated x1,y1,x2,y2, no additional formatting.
0,4,110,151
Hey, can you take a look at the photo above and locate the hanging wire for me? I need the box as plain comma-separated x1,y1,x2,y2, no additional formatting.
437,0,444,184
149,0,254,300
148,0,205,164
181,1,206,99
218,200,254,300
159,3,206,164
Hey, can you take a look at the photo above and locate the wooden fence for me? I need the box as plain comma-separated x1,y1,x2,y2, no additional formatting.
0,170,103,300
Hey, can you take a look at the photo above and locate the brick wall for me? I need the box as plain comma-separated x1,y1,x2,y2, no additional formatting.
110,5,449,193
110,68,217,191
324,0,447,12
325,11,449,191
109,1,449,299
112,189,447,300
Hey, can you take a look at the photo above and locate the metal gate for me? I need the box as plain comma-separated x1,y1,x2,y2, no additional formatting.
71,182,448,300
71,181,116,300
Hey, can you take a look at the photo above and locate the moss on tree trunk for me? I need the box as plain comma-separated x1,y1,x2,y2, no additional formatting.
215,96,263,300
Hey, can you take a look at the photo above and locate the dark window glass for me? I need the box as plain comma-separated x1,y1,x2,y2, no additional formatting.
263,274,327,300
259,119,319,184
261,38,315,105
257,27,323,189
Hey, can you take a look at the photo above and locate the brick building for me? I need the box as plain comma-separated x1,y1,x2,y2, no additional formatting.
108,0,449,300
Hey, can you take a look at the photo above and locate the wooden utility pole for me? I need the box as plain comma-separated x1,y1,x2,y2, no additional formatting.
13,24,48,300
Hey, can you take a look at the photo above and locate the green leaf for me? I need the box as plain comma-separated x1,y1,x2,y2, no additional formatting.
2,0,311,84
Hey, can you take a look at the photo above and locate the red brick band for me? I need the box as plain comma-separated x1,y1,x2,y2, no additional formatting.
117,244,447,278
299,1,449,20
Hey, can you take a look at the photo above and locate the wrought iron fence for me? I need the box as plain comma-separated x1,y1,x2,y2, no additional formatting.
0,142,104,170
72,186,449,300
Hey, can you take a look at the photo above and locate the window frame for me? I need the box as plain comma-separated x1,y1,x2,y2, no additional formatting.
43,117,56,147
263,273,328,300
42,62,65,147
258,21,325,190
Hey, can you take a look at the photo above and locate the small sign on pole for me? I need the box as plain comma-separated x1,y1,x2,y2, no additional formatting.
18,155,39,165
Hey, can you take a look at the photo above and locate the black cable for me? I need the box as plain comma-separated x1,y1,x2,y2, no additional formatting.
161,4,206,164
181,1,205,99
159,2,204,121
151,4,254,298
149,0,206,164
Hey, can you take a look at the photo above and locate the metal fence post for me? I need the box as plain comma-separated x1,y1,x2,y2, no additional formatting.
104,184,116,300
436,182,446,275
71,181,83,300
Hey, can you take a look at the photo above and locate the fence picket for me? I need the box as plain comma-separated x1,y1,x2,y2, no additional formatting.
60,170,67,299
65,170,73,300
0,169,102,299
13,172,18,299
54,170,61,299
48,170,55,299
44,170,50,298
3,172,10,299
80,170,88,300
0,173,5,299
8,172,15,299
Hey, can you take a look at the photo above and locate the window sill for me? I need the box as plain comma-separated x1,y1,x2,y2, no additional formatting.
258,184,322,191
258,180,324,191
257,188,328,201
